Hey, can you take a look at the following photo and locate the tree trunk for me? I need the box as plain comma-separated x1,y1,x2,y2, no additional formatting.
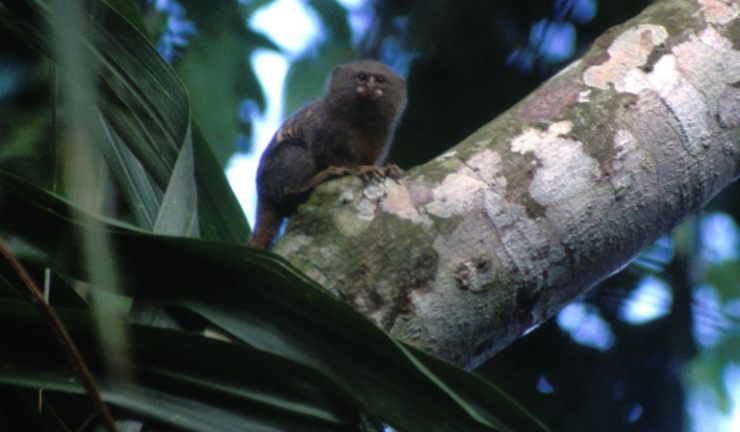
273,0,740,367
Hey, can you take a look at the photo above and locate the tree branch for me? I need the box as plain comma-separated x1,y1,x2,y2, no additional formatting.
274,0,740,367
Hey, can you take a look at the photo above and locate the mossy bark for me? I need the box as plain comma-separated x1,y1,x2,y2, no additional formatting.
274,0,740,367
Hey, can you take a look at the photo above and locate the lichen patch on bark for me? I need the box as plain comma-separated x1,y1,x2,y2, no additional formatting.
425,172,488,218
584,23,738,159
583,24,669,90
335,204,373,234
625,54,712,155
699,0,739,25
510,121,601,213
673,27,740,115
463,149,507,191
510,120,572,154
610,130,642,197
381,181,433,225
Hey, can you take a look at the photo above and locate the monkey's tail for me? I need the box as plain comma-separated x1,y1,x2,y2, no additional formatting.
249,199,284,249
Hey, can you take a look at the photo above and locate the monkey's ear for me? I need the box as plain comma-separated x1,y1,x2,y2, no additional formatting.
326,65,344,90
331,64,344,78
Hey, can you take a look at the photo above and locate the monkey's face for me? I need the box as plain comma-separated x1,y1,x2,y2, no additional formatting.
354,70,390,101
329,60,407,114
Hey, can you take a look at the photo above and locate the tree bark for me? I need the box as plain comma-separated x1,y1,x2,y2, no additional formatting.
274,0,740,368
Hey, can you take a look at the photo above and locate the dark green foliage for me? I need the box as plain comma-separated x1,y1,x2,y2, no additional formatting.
0,170,550,431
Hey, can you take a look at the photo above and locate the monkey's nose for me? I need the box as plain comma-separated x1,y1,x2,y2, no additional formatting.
357,80,384,99
367,77,384,97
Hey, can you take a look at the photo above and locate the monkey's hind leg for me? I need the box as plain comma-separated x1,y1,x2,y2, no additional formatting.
294,166,354,193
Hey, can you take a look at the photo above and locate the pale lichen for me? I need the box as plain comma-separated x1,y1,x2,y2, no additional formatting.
583,24,669,91
363,183,385,200
355,198,376,221
338,191,354,204
610,130,640,197
699,0,739,25
673,28,740,102
380,181,433,225
511,121,573,155
464,149,507,191
623,54,712,155
584,22,734,157
425,172,488,218
510,121,601,211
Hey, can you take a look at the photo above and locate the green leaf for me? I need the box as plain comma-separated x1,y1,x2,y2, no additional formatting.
281,0,354,117
308,0,351,44
104,0,149,36
154,124,199,237
91,107,162,229
0,385,71,432
192,124,250,241
0,170,550,432
0,299,356,431
284,43,355,117
1,0,249,242
706,261,740,301
176,0,275,165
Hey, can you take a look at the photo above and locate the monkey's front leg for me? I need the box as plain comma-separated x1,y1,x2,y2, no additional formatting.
294,164,404,195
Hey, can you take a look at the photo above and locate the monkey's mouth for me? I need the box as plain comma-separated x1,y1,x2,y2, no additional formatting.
356,85,383,100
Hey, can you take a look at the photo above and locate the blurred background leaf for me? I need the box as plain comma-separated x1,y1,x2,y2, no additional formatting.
174,0,275,166
0,0,248,242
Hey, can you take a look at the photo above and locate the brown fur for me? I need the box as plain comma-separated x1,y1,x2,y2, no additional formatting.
249,60,407,249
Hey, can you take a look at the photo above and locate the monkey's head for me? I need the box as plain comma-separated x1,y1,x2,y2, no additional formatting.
327,60,407,122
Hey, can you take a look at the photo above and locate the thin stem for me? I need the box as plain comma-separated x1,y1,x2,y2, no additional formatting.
0,238,117,432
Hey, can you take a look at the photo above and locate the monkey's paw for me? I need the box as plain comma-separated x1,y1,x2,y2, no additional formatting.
356,164,404,182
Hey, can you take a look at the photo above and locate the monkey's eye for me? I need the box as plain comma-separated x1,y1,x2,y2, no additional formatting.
375,75,386,83
356,72,369,82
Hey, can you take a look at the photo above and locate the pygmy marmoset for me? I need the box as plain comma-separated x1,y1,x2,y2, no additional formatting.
249,60,408,249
